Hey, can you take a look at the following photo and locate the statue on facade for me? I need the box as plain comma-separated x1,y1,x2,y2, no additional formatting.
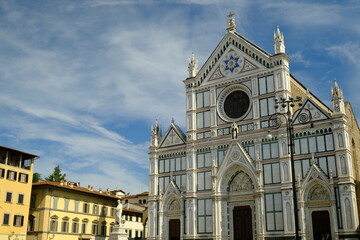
115,199,123,225
227,12,236,32
231,122,238,139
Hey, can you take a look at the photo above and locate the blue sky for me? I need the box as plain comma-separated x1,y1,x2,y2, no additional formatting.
0,0,359,194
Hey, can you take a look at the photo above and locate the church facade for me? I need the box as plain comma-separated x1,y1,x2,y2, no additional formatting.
148,15,360,240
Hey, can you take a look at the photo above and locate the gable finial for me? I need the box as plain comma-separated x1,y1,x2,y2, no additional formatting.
188,52,198,78
227,12,236,32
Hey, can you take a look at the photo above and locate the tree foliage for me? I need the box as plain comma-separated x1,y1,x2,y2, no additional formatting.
33,172,41,183
45,165,66,182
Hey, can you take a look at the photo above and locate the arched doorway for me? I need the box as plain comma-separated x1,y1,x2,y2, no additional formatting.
312,211,331,240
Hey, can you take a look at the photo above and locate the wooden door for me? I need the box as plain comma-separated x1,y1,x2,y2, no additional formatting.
233,206,253,240
312,211,332,240
169,219,180,240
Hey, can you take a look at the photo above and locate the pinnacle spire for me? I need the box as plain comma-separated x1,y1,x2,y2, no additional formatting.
274,26,285,54
188,52,198,78
331,79,343,100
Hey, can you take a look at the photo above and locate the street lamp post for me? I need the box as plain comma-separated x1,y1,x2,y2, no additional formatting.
268,96,312,240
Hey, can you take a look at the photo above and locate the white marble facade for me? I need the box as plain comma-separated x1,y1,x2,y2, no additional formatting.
148,15,360,240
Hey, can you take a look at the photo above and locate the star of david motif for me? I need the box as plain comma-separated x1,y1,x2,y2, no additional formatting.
224,55,240,72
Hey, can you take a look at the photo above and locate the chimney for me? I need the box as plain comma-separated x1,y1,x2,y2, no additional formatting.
99,188,103,193
107,188,110,195
70,182,74,188
60,180,64,186
88,185,91,190
77,182,80,187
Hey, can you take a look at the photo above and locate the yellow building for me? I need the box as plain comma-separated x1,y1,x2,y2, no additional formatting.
27,181,119,240
0,145,38,240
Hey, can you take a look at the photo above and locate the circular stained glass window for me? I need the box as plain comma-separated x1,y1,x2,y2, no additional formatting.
223,90,250,119
217,85,252,122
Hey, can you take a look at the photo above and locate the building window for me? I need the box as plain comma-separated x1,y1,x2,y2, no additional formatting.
101,207,107,217
5,192,12,202
217,148,228,165
129,229,132,238
17,194,24,204
197,199,213,233
2,213,10,225
197,91,210,109
294,134,334,155
64,199,70,211
72,222,79,233
265,193,284,231
242,144,255,160
110,208,115,217
316,155,337,177
13,215,24,226
174,174,187,190
0,168,5,178
101,222,107,236
294,158,311,179
83,203,90,213
82,222,87,233
18,173,28,183
53,197,58,210
259,97,275,117
7,170,17,181
197,110,211,129
50,218,58,232
93,205,99,215
197,152,211,168
74,201,79,212
92,223,98,235
258,75,275,95
263,163,280,184
61,220,69,232
158,176,170,194
30,194,37,209
262,142,279,160
197,171,212,191
158,156,186,173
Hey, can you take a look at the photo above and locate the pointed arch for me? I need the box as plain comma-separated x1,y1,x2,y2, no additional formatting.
218,162,256,193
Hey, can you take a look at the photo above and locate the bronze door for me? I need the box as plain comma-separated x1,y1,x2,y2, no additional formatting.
312,211,332,240
233,206,253,240
169,219,180,240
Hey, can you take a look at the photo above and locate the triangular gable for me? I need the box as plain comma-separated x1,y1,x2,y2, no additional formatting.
159,123,186,148
204,46,266,86
217,141,256,177
163,179,181,197
302,162,330,187
293,98,330,125
197,32,272,87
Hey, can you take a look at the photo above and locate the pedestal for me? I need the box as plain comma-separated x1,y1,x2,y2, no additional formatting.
110,224,128,240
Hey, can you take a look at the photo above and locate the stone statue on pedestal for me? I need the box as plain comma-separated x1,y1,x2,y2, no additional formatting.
110,199,128,240
115,199,123,225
